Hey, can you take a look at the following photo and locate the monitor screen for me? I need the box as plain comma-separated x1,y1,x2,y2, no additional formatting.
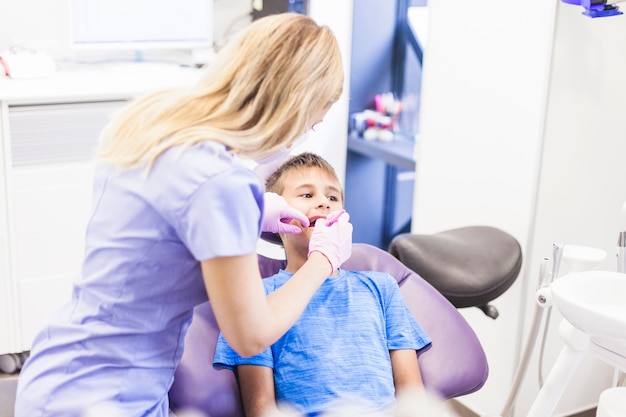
70,0,214,51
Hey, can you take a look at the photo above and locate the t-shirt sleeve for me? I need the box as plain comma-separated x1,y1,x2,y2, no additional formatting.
213,277,276,371
177,169,264,261
213,332,274,371
383,275,432,351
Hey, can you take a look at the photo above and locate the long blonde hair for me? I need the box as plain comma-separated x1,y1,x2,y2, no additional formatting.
97,13,344,170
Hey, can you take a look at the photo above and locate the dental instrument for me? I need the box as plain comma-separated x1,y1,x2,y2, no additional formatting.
500,244,607,417
537,242,564,387
530,245,608,417
616,202,626,274
325,210,346,226
499,258,551,417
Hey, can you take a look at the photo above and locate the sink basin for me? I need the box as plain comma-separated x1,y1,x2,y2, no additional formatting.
551,271,626,370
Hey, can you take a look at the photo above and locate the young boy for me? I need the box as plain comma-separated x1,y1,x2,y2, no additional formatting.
213,153,431,417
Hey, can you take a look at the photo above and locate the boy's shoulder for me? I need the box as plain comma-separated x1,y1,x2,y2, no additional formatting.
261,270,292,293
261,269,402,292
345,269,400,286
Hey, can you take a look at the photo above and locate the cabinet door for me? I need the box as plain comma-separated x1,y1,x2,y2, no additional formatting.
0,259,12,355
1,104,17,355
6,101,126,351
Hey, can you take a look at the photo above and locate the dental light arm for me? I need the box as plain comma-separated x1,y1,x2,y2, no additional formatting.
562,0,624,18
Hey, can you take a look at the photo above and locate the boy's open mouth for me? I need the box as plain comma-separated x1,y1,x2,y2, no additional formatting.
308,216,325,228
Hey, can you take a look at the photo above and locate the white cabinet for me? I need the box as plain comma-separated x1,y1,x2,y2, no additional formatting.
0,66,202,355
1,100,127,353
0,123,12,355
11,101,128,350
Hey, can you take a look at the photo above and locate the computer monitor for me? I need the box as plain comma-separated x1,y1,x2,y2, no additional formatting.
70,0,214,52
252,0,307,20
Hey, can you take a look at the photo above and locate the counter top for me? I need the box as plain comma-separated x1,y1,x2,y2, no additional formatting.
0,63,203,105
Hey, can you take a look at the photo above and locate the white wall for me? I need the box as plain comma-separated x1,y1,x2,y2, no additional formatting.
514,4,626,416
414,0,625,415
297,0,353,186
414,1,555,411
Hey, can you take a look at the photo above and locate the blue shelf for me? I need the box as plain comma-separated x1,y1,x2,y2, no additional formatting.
347,133,416,172
346,133,416,249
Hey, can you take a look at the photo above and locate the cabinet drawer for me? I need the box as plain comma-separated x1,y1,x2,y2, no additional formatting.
8,101,126,167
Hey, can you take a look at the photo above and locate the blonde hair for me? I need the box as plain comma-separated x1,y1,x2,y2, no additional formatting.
97,13,344,170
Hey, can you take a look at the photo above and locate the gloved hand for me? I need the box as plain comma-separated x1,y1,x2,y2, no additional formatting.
262,192,310,234
308,210,353,273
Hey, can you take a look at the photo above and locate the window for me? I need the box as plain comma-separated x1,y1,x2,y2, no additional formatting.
394,0,428,139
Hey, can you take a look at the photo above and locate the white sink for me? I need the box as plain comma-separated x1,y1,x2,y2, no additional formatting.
551,271,626,371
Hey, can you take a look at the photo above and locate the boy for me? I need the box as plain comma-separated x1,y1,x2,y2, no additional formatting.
213,153,431,417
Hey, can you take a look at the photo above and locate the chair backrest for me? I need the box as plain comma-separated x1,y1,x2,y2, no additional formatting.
168,243,488,417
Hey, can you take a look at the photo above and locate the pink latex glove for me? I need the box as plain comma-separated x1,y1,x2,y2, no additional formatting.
307,210,353,273
262,192,310,234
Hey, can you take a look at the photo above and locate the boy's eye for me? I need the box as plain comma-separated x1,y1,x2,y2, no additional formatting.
329,196,338,202
302,193,313,198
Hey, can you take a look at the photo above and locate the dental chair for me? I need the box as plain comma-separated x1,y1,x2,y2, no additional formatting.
389,226,523,319
168,243,489,417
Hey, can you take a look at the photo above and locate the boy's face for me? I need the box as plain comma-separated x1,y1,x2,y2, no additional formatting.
279,167,344,250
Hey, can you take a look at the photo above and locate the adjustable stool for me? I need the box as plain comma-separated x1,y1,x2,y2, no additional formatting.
389,226,522,319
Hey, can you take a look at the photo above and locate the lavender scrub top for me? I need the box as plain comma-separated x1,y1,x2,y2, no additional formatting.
14,142,264,417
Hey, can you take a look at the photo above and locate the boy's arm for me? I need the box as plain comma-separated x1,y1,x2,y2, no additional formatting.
390,349,425,394
237,364,279,417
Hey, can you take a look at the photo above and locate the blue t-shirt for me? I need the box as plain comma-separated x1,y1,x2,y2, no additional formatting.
213,269,432,416
15,142,264,417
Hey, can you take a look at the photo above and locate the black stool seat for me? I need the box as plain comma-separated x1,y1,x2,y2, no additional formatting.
389,226,522,319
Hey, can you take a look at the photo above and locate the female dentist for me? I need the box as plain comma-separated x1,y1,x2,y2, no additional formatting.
14,13,352,417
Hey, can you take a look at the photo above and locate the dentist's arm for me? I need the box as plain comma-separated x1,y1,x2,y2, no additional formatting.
202,211,352,357
202,252,327,356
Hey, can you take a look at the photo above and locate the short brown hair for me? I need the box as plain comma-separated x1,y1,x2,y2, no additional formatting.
265,152,343,201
